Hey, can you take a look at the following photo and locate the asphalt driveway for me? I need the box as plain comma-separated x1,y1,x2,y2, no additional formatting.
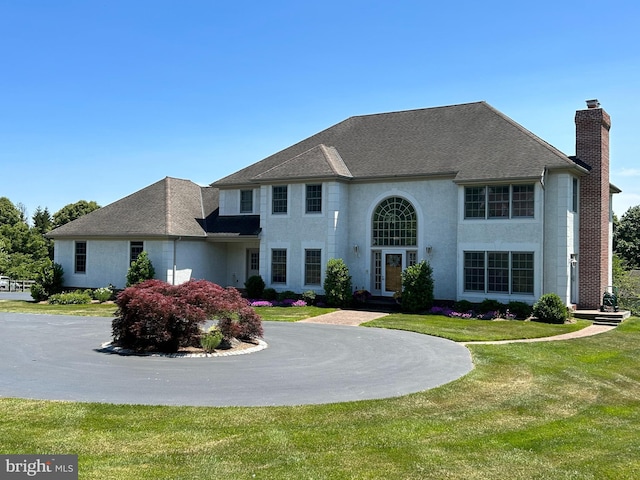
0,312,473,407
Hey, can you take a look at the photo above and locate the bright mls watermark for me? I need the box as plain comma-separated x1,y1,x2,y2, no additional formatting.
1,455,77,479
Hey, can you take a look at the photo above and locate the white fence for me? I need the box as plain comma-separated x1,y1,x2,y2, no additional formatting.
0,278,35,292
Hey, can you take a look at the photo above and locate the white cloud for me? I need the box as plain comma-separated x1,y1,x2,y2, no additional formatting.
618,168,640,177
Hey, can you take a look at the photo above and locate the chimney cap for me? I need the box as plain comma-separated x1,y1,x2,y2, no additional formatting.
586,99,601,109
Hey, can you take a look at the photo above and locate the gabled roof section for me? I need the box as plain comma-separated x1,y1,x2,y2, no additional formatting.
47,177,218,238
212,101,583,187
252,144,352,182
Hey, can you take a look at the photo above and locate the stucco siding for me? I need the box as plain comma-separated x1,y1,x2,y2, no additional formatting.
543,172,579,305
456,183,544,304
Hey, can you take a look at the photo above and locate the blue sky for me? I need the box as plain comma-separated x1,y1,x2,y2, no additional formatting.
2,0,639,220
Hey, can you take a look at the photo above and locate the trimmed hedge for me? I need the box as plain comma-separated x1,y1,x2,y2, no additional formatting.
533,293,568,324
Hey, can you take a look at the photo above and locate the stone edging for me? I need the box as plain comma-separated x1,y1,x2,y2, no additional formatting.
98,339,268,358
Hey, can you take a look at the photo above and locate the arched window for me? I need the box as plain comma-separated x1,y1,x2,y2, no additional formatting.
372,197,417,246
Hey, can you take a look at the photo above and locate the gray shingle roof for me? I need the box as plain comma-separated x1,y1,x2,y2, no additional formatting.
47,177,218,238
212,101,583,187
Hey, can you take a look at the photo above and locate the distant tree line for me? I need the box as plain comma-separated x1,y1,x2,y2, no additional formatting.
0,197,99,280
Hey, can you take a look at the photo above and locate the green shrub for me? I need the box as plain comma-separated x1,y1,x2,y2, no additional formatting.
277,290,298,301
244,275,265,299
323,258,353,308
126,251,155,286
302,290,317,305
200,326,223,352
400,260,434,313
30,283,47,302
263,288,277,301
453,300,474,313
507,301,533,320
93,286,113,303
478,298,504,314
31,262,64,301
533,293,568,324
49,291,92,305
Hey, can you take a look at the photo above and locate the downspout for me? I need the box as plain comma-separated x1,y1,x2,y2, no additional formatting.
172,237,181,285
539,168,546,300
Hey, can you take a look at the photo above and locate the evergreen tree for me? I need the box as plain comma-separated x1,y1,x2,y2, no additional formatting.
126,251,156,286
32,206,53,234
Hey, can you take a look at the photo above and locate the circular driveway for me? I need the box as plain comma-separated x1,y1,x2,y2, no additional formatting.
0,312,473,407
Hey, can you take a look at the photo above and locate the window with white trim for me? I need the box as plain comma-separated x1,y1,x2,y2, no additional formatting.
271,249,287,284
372,197,417,246
305,184,322,214
130,241,144,265
75,241,87,273
240,190,253,213
464,184,534,219
272,186,288,214
304,249,322,285
464,251,534,294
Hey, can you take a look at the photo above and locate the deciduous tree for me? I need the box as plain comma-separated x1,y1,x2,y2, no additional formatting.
614,205,640,269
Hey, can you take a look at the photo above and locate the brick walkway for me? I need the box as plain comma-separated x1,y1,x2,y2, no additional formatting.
298,310,389,326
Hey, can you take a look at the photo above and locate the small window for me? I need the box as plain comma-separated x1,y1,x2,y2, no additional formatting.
272,186,288,214
240,190,253,213
75,241,87,274
464,252,485,292
271,249,287,284
487,252,509,292
304,249,322,285
305,184,322,214
488,186,510,218
130,241,144,265
464,187,486,219
572,178,578,213
512,185,534,218
512,252,534,294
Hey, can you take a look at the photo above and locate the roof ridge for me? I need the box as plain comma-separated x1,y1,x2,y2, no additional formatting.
345,101,488,121
321,145,353,177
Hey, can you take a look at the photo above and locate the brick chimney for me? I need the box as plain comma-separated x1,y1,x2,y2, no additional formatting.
576,99,611,309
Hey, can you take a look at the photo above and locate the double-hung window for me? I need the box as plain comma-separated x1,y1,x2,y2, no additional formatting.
272,186,288,214
271,249,287,284
304,249,322,285
240,190,253,213
75,241,87,273
130,241,144,265
305,184,322,214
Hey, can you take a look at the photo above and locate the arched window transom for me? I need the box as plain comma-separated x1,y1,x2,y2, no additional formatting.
372,197,417,246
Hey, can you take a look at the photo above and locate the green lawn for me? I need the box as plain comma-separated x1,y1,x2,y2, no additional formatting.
0,299,118,316
1,302,638,478
364,313,592,342
252,305,337,321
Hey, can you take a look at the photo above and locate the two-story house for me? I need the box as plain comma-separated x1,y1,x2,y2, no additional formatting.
47,100,619,309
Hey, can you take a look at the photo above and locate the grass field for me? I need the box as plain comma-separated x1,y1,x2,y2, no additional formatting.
0,302,638,479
